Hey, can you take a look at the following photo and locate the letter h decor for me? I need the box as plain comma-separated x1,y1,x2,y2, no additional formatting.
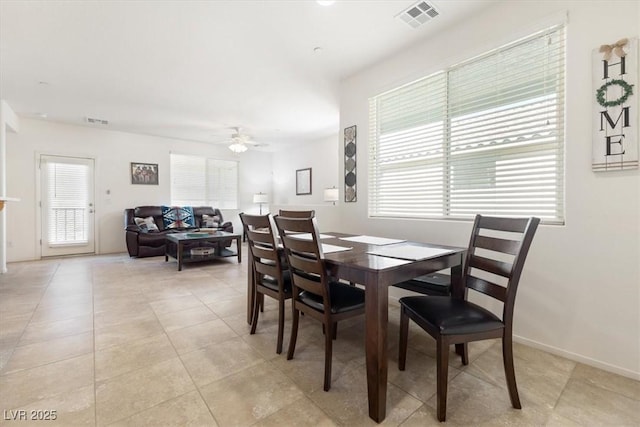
592,38,638,171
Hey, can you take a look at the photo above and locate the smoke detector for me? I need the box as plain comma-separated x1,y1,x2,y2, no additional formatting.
85,117,109,125
397,1,439,28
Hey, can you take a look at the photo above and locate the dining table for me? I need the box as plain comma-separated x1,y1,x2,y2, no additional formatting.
245,232,466,423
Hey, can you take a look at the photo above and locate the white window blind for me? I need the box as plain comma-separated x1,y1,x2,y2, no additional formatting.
170,154,238,209
369,25,565,224
46,161,89,244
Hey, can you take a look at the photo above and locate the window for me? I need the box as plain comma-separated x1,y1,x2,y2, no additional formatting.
369,25,565,224
170,153,238,209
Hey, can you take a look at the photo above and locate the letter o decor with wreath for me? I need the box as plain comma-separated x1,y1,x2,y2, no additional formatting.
596,78,634,107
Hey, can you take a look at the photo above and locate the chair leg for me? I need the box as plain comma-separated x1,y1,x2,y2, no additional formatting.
287,307,300,360
456,343,469,365
324,321,334,391
276,299,285,354
398,307,409,371
259,294,264,312
436,338,450,422
249,291,260,335
502,334,522,409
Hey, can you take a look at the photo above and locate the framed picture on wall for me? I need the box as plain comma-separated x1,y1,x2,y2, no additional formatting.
131,162,159,185
296,168,312,195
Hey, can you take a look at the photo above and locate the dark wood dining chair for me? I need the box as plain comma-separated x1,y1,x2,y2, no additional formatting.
278,209,315,218
398,215,540,422
239,213,291,354
274,215,365,391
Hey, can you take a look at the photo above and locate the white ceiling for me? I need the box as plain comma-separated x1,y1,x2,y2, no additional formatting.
0,0,497,151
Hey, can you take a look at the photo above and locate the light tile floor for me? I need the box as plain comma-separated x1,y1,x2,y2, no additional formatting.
1,251,638,426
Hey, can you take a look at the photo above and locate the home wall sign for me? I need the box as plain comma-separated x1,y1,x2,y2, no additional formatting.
592,37,638,171
344,125,357,202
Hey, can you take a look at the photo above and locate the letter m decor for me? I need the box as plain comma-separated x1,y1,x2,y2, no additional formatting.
592,38,638,171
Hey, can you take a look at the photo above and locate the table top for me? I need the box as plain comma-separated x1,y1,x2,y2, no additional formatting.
166,230,240,242
317,232,466,284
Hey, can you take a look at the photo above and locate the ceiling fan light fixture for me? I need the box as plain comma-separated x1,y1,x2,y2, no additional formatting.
228,141,248,153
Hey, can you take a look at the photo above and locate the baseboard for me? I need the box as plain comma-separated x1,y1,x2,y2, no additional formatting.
513,335,640,381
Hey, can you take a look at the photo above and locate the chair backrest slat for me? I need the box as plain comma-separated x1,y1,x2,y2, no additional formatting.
279,209,315,218
288,252,324,276
247,229,274,246
474,235,521,255
478,216,530,233
255,262,278,278
466,275,507,301
250,243,277,261
468,254,513,278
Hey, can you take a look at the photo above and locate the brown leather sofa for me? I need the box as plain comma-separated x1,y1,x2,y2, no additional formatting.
124,206,233,257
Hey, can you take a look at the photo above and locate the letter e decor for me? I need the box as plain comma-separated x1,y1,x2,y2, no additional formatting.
592,38,638,171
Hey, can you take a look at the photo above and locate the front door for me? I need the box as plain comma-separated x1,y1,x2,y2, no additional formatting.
40,155,95,257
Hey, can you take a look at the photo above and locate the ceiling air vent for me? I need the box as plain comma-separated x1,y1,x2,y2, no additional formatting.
85,117,109,125
397,1,439,28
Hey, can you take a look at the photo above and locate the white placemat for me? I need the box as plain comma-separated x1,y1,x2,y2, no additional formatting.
289,233,334,240
367,244,454,261
339,235,406,245
321,244,353,254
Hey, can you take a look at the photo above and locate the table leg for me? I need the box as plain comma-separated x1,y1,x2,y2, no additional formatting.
177,242,184,271
236,236,242,263
451,262,465,357
247,260,255,325
365,271,388,423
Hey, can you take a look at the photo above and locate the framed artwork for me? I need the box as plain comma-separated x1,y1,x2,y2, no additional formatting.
131,162,159,185
296,168,312,195
344,125,357,202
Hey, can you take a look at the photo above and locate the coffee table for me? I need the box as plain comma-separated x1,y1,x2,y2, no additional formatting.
165,231,241,271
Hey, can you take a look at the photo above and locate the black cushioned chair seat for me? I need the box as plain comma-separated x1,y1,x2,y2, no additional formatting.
394,273,451,296
300,282,365,314
400,296,504,335
260,270,292,293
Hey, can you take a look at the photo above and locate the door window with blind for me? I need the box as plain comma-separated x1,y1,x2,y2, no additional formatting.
369,25,565,224
40,155,95,257
170,154,238,209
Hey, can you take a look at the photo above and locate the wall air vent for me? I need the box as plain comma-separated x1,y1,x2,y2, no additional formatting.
85,117,109,125
397,1,439,28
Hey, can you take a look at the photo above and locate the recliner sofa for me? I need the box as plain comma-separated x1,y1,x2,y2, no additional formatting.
124,206,233,257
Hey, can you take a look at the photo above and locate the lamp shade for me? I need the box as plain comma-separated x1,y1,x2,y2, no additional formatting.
323,188,339,202
253,193,269,204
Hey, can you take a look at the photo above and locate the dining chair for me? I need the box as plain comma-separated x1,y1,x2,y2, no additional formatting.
239,213,291,354
274,215,365,391
278,209,315,218
398,214,540,422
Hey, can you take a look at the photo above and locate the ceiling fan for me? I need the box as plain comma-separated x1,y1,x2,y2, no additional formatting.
226,127,264,153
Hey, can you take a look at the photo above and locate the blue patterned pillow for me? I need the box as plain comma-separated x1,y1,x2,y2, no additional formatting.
161,206,195,229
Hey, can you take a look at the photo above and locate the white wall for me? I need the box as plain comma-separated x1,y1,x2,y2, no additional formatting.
5,118,272,261
271,135,342,231
338,1,640,378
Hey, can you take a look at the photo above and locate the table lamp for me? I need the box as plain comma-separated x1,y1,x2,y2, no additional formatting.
323,187,339,205
253,193,269,214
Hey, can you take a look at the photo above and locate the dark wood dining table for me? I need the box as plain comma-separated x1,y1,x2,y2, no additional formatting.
246,232,466,423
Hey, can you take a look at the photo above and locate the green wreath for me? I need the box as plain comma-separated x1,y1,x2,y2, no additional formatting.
596,79,634,107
